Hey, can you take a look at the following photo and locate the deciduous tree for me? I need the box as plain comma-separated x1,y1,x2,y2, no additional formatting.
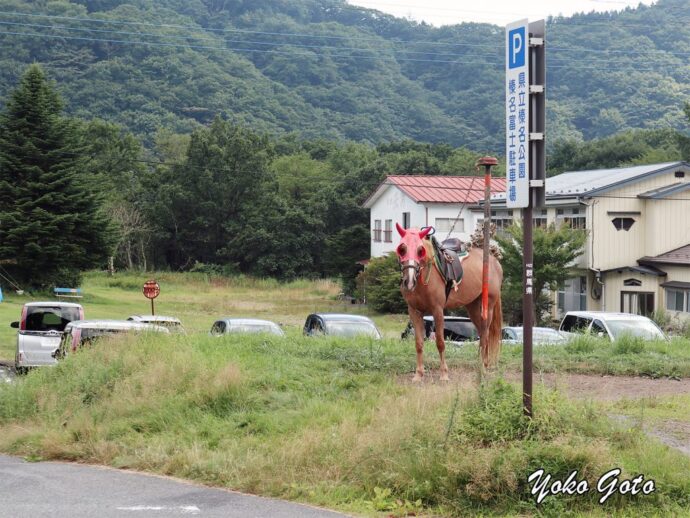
496,223,586,325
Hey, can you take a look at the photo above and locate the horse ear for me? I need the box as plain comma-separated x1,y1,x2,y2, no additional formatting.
396,222,406,237
419,227,431,239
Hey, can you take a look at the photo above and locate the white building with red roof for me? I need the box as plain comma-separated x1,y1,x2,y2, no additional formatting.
362,175,507,257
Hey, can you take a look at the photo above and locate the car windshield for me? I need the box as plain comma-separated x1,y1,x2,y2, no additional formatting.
512,328,564,342
324,321,379,338
229,324,281,335
606,319,664,340
25,306,80,332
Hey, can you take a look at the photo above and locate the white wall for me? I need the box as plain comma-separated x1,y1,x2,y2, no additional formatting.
368,187,475,257
369,186,426,257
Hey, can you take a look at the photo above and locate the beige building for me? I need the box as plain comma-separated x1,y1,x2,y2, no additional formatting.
486,161,690,321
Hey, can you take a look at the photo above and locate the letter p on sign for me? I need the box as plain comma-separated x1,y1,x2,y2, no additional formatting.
508,27,526,69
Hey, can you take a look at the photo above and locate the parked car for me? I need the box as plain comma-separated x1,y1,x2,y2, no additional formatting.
501,326,567,345
558,311,666,341
210,318,285,337
12,301,84,372
55,320,170,359
401,315,478,343
128,315,185,333
304,313,381,339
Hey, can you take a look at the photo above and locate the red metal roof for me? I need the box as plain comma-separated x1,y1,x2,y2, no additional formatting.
386,175,507,204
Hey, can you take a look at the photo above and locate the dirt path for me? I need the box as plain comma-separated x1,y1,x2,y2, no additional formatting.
408,368,690,457
513,371,690,401
409,367,690,401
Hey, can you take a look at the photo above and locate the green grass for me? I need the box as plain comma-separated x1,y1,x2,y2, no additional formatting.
0,330,689,516
0,270,408,361
1,272,690,515
441,333,690,379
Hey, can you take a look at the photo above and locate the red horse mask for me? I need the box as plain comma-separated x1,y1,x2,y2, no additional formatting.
395,223,431,263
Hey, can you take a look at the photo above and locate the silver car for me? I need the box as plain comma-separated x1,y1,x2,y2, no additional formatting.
127,315,185,333
12,301,83,372
56,319,170,359
210,318,285,337
502,326,567,345
558,311,666,341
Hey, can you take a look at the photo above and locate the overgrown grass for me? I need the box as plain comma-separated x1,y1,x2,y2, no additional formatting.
0,331,688,516
441,333,690,378
0,270,407,360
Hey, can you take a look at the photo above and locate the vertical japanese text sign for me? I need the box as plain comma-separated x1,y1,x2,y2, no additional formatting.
505,19,530,208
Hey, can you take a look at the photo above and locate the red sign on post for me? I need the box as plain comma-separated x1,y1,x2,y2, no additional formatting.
142,280,160,315
142,280,160,299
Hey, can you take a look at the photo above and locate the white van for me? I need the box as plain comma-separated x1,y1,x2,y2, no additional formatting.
12,302,84,372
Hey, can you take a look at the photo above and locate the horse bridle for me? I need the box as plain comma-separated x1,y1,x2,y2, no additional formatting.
400,259,421,279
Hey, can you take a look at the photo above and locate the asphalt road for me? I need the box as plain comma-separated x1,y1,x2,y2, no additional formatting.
0,455,349,518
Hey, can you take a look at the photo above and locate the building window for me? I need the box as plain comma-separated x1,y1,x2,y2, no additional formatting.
666,289,688,312
533,209,547,228
373,220,381,242
384,219,393,242
402,212,411,229
491,210,514,235
611,217,635,231
623,278,642,287
435,217,464,233
675,171,685,179
557,276,587,315
622,292,654,317
556,207,586,230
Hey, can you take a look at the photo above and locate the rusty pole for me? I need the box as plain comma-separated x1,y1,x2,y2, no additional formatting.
476,156,498,366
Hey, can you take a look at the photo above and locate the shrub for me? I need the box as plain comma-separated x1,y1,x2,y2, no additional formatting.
355,253,407,313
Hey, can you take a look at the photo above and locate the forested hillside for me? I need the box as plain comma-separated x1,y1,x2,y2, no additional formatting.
0,0,688,150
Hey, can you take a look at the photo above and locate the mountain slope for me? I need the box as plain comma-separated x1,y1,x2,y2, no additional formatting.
0,0,687,150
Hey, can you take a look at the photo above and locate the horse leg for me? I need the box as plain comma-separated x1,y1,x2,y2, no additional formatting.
431,308,449,381
408,307,425,382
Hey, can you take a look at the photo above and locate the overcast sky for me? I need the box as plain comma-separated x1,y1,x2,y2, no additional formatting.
346,0,656,26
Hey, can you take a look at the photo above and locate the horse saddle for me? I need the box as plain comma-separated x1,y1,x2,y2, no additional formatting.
431,237,469,296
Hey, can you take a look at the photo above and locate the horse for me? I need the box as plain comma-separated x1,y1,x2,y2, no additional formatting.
395,223,503,381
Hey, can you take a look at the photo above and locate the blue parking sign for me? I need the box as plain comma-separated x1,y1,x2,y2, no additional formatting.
506,19,529,208
508,27,526,69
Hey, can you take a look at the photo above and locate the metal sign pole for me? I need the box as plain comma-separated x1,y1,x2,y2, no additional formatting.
522,208,534,417
523,20,546,418
506,18,545,418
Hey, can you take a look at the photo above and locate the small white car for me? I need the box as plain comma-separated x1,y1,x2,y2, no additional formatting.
127,315,185,333
55,319,170,359
558,311,666,341
502,326,567,345
210,318,285,337
12,301,84,372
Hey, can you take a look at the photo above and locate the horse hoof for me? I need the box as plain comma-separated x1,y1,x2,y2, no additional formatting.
440,376,450,382
412,374,423,382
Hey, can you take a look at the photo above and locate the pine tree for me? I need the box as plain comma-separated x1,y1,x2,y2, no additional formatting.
0,65,112,289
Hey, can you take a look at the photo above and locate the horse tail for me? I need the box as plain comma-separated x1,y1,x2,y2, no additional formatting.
484,295,502,367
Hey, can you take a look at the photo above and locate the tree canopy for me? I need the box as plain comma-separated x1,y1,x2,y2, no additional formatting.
0,0,688,150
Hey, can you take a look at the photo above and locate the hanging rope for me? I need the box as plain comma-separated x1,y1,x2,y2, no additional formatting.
444,174,479,241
